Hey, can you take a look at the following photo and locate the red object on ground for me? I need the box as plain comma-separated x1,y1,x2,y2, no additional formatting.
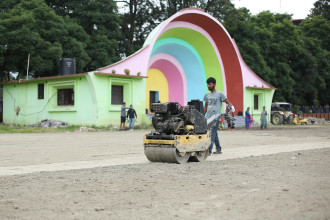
249,116,253,127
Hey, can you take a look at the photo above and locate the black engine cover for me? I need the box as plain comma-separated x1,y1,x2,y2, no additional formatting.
150,101,207,135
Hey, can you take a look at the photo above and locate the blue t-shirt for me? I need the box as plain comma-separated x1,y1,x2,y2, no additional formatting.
203,91,227,119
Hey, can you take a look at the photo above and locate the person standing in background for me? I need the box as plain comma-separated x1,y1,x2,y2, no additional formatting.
120,102,129,130
260,106,267,129
245,107,251,129
226,104,235,129
127,105,137,131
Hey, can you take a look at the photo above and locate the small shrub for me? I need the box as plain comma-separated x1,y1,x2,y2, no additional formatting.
111,69,116,74
293,105,299,114
124,69,130,75
137,72,141,76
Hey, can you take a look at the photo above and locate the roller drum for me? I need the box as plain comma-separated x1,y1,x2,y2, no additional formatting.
144,146,190,164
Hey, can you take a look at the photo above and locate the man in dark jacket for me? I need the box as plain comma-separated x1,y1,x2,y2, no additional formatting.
126,105,137,131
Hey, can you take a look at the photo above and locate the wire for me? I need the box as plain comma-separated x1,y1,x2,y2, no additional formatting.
4,87,16,112
5,86,57,117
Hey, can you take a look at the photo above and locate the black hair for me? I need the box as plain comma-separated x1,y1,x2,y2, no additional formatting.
206,77,216,84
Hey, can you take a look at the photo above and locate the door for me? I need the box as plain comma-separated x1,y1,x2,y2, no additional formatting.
149,91,159,111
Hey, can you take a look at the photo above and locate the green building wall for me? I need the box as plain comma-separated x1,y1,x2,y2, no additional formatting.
88,73,147,126
244,88,275,125
3,72,147,126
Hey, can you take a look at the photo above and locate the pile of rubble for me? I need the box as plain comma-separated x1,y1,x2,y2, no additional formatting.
29,119,68,128
305,117,327,124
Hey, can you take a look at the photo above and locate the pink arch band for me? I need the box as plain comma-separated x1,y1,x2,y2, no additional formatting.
148,53,187,105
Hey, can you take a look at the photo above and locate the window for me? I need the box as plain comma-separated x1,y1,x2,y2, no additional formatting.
48,81,76,112
254,95,258,110
111,85,123,105
108,78,132,112
38,83,44,99
280,104,292,111
57,88,74,106
150,91,159,110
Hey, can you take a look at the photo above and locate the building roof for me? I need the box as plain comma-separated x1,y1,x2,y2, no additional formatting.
0,73,87,84
0,71,147,85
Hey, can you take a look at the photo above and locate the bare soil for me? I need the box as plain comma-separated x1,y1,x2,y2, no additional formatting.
0,125,329,219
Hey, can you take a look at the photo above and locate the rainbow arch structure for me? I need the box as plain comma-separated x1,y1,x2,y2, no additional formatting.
97,8,275,114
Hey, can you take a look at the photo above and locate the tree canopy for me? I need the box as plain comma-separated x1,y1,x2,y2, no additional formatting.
0,0,90,79
45,0,121,70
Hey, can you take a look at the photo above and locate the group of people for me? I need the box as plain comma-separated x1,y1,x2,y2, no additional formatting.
120,102,137,131
244,106,268,130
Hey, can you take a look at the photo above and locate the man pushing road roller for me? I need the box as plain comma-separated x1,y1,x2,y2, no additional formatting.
203,77,233,156
143,77,234,164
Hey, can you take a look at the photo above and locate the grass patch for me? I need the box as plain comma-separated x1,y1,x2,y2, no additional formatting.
134,123,154,130
317,123,330,126
0,123,154,133
0,124,80,134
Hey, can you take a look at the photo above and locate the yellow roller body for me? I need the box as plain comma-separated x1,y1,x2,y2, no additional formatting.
144,134,211,164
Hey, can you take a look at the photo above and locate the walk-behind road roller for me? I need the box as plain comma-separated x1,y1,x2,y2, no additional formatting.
143,100,235,164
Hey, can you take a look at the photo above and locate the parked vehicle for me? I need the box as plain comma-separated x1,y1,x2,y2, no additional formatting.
271,102,294,125
293,114,308,125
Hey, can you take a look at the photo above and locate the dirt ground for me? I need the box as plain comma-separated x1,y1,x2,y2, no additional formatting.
0,125,330,219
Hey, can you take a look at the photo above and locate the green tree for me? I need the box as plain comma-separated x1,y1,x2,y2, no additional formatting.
222,8,276,85
225,11,321,104
308,0,330,21
156,0,238,23
231,10,330,105
202,0,244,23
0,0,20,12
304,0,330,105
46,0,121,70
300,16,330,51
289,37,325,105
298,17,330,105
116,0,162,57
0,0,90,80
158,0,199,18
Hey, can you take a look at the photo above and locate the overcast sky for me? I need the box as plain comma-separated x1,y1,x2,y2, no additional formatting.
231,0,317,19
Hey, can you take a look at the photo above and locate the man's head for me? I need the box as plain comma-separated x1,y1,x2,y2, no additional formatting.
206,77,216,91
130,104,133,108
263,106,266,110
247,107,250,111
123,102,126,107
